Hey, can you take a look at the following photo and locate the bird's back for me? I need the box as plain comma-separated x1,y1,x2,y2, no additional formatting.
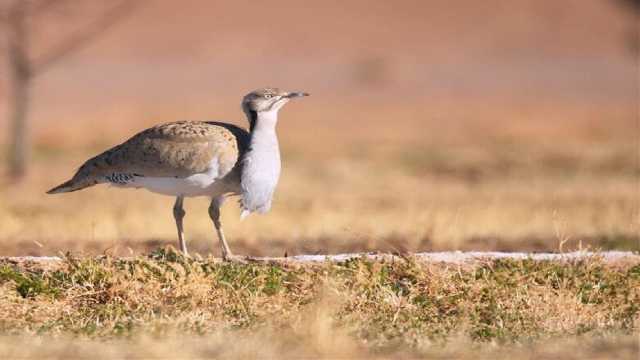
47,121,250,194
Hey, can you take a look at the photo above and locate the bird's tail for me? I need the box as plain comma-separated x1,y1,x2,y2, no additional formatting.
47,149,117,194
47,175,99,194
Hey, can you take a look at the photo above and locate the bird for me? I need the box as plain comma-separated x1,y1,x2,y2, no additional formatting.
47,88,309,260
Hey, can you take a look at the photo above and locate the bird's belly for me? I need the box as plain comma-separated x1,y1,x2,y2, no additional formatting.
125,174,226,197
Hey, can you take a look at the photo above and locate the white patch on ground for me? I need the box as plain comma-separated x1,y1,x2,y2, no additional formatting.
285,251,638,263
3,251,638,265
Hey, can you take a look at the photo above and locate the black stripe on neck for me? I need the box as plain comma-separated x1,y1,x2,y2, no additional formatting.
247,110,258,132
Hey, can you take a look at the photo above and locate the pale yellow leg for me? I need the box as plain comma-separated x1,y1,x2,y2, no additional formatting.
173,196,188,255
208,196,233,260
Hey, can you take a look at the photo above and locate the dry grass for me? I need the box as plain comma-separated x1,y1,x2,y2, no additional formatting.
0,332,637,359
0,251,637,359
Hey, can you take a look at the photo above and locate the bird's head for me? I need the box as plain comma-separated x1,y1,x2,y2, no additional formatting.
241,88,309,119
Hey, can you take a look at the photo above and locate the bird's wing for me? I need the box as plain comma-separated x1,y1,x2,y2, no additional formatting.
78,121,250,179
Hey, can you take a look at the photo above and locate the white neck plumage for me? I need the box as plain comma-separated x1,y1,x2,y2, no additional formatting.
239,109,282,219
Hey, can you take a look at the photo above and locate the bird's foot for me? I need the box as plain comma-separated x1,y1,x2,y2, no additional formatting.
222,254,248,263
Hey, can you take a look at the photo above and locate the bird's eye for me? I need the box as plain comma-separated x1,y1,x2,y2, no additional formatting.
264,94,273,99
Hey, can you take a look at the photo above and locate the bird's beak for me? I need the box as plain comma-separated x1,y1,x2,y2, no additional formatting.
285,91,309,98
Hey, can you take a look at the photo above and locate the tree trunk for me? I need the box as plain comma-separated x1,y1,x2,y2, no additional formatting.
3,1,135,180
8,68,30,180
6,1,31,181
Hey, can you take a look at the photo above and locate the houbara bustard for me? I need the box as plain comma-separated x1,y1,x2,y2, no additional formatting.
47,88,309,260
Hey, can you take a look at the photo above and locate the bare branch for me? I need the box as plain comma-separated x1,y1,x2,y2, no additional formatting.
7,0,31,77
0,0,19,25
32,0,137,75
0,0,59,24
28,0,64,16
0,0,10,18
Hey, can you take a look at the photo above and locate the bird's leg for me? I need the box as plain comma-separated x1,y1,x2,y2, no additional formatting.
173,196,188,255
208,196,233,260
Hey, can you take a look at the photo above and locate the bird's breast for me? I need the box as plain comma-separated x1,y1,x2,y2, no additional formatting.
239,143,281,214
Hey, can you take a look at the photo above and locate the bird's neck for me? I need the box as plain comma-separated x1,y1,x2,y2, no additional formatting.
248,109,280,149
240,109,282,216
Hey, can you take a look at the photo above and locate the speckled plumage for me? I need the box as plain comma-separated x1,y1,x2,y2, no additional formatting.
48,121,249,193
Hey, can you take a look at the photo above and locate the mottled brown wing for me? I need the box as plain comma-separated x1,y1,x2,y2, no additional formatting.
80,121,250,179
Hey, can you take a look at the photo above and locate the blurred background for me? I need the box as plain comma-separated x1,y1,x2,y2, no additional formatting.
0,0,637,257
